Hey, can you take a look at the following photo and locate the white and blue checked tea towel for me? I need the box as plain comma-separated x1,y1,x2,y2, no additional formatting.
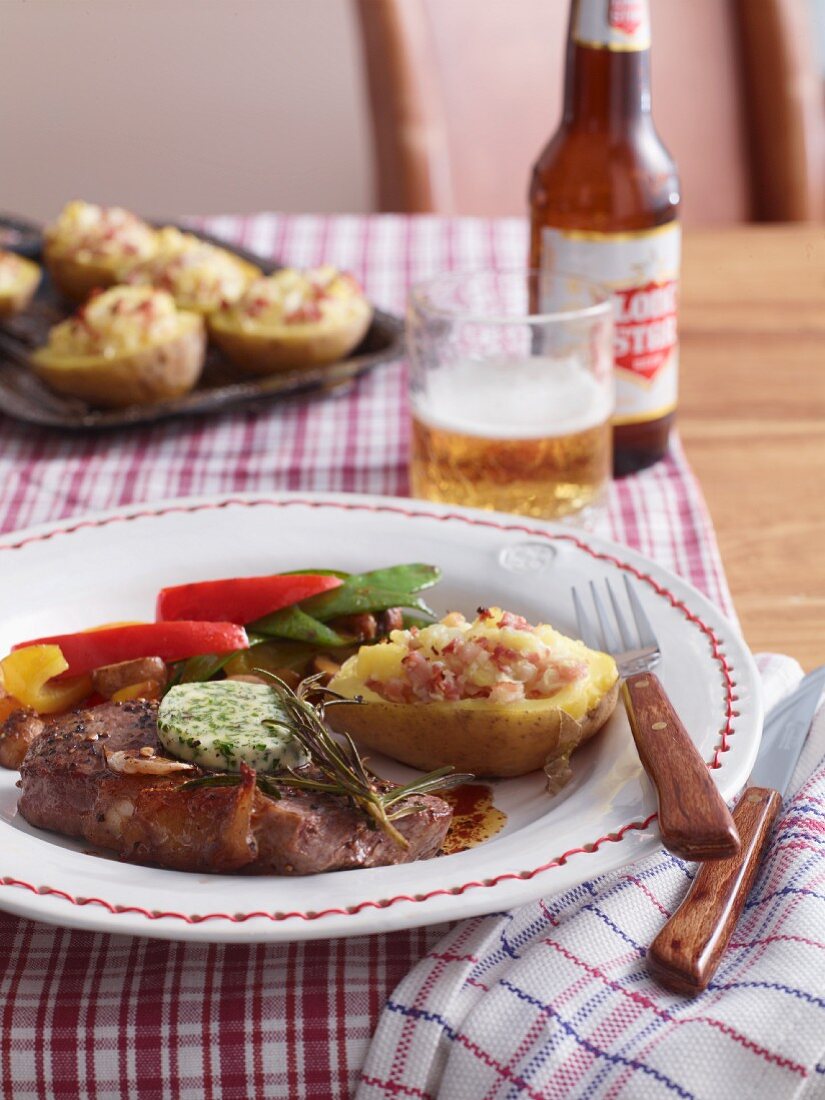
358,653,825,1100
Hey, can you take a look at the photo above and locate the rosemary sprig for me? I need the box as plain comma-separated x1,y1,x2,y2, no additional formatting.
178,672,472,849
260,672,472,849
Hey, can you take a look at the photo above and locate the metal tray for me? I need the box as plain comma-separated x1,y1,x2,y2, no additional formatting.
0,217,404,431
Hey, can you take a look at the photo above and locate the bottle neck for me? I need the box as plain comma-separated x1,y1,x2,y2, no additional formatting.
563,0,652,134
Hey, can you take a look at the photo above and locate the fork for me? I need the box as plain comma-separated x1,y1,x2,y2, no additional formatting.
573,576,740,862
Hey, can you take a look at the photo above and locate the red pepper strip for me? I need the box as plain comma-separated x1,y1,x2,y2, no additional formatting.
13,621,249,678
155,573,343,625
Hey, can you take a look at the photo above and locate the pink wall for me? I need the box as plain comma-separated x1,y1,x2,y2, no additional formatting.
6,0,820,225
1,0,373,223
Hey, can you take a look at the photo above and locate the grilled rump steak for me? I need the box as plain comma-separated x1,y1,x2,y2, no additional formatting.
16,699,453,874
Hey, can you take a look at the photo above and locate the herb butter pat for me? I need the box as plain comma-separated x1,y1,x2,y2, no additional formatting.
158,681,309,772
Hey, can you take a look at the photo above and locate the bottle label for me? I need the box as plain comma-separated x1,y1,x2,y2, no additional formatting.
574,0,651,52
540,222,681,425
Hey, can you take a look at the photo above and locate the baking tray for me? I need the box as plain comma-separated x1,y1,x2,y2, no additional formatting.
0,216,404,431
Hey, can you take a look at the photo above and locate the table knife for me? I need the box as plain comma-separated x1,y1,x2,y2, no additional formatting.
647,664,825,996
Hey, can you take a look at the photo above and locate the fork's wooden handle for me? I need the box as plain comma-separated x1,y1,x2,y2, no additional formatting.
647,786,781,995
622,673,740,861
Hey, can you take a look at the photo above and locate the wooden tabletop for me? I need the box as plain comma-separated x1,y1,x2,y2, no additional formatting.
679,225,825,670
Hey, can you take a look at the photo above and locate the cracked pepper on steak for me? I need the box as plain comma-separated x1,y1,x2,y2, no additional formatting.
8,699,453,874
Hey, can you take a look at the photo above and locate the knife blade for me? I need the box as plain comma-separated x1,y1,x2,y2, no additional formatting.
647,665,825,996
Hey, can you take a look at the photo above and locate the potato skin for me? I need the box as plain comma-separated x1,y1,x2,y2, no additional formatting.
0,256,41,318
208,302,372,375
43,243,122,303
327,679,620,777
30,315,206,408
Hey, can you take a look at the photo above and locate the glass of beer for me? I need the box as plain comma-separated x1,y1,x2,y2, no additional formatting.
407,270,613,523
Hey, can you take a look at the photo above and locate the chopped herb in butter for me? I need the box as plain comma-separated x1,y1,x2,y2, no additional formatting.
158,681,309,772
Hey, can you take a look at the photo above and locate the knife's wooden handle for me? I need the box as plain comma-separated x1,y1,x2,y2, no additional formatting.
623,673,740,861
647,786,782,995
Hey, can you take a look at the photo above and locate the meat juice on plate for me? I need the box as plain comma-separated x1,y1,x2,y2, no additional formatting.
439,783,508,855
410,354,612,521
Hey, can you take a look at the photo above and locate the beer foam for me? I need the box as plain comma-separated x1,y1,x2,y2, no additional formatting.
413,355,613,440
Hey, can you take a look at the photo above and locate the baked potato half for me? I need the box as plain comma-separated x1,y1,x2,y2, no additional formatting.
0,252,41,318
30,286,206,408
328,607,619,777
122,227,260,316
43,201,157,303
208,266,373,375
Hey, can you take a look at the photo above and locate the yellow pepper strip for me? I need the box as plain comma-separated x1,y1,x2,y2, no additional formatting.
0,645,92,714
111,680,162,703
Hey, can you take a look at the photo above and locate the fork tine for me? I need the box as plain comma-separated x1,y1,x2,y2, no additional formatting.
572,586,602,650
606,579,636,651
623,574,659,649
589,580,623,654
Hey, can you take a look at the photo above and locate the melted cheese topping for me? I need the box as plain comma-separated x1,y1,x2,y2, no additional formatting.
43,286,186,358
123,227,256,312
217,266,367,330
330,607,618,719
45,201,156,263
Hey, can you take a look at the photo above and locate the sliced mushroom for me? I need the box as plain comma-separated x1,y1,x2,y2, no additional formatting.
376,607,404,634
330,613,378,642
93,657,168,699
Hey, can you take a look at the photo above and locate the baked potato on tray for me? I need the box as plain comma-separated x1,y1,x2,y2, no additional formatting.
43,201,158,303
0,211,402,431
30,286,207,408
0,251,41,319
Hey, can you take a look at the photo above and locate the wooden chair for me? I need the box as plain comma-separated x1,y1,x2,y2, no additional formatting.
353,0,825,223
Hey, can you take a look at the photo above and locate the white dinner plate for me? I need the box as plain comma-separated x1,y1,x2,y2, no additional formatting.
0,492,761,942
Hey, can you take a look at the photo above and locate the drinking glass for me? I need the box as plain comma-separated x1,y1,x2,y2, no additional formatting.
407,270,613,523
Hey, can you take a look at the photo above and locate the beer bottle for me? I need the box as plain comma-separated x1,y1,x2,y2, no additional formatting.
529,0,680,476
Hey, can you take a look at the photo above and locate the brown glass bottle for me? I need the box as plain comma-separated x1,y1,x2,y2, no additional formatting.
529,0,680,476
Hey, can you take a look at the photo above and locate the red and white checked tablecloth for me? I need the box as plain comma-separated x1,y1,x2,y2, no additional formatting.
0,215,823,1100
